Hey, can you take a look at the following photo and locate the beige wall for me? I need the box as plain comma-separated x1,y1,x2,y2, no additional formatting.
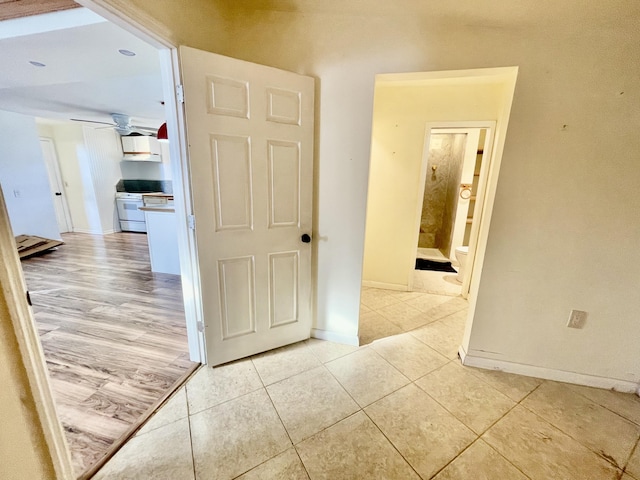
207,2,640,382
0,189,57,480
100,1,640,380
362,80,507,289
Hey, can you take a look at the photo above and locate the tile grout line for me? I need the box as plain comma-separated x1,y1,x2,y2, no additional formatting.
359,406,424,479
621,435,640,479
425,381,544,480
185,381,199,480
516,384,634,472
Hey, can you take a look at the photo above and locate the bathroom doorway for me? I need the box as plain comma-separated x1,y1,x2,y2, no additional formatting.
413,126,494,297
357,66,519,346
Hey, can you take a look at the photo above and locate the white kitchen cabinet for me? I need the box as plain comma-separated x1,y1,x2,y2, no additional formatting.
142,207,180,275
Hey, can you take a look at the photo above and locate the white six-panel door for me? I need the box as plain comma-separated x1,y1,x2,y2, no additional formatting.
179,46,314,366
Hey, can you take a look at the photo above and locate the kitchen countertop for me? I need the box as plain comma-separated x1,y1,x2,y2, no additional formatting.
139,205,175,213
142,193,174,199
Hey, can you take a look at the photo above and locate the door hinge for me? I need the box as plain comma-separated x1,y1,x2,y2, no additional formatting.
196,321,204,333
187,214,196,230
176,84,184,104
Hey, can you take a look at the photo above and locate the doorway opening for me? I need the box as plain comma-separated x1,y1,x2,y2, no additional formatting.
358,67,518,346
413,125,494,297
0,4,203,478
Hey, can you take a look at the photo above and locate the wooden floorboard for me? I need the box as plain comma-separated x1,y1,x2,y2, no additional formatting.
20,232,198,477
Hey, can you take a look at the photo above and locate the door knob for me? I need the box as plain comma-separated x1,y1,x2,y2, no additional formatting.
301,233,311,243
55,192,62,196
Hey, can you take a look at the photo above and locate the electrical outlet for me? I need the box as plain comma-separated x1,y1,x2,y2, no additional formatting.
567,309,588,329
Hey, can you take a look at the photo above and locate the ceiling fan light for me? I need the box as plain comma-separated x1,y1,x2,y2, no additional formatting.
157,122,168,142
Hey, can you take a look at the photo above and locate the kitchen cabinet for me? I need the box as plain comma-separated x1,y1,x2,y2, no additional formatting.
140,206,180,275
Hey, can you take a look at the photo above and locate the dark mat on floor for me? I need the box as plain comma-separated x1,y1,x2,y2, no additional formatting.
415,258,457,273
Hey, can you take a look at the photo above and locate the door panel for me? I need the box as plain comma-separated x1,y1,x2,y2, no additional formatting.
210,134,253,231
180,46,314,366
268,140,300,227
40,138,72,233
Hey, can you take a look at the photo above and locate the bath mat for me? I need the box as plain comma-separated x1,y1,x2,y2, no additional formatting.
415,258,457,273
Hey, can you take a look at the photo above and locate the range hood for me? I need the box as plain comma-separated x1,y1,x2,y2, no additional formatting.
121,135,161,162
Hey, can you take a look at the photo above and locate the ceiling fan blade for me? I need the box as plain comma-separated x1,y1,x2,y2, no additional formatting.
131,125,159,132
70,118,115,126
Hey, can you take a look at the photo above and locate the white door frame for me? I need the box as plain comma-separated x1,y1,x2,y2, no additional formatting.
410,121,496,298
40,137,73,233
0,1,205,477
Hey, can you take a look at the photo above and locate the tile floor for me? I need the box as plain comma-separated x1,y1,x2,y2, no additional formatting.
94,289,640,480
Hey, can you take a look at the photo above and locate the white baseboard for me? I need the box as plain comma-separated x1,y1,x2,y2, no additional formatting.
362,280,408,291
459,346,640,394
311,328,360,346
72,228,103,234
72,228,117,235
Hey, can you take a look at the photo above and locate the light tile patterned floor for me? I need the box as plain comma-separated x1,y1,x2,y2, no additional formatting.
94,289,640,480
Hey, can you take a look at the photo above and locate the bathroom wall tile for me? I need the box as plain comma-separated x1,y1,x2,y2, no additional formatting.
483,405,621,480
266,366,359,444
296,411,420,480
190,389,291,480
236,449,309,480
369,333,449,380
365,384,476,479
432,439,528,480
521,381,640,469
251,342,321,386
93,417,194,480
325,348,409,407
416,362,515,434
186,358,263,415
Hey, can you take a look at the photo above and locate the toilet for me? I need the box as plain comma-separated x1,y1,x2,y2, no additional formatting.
454,246,469,283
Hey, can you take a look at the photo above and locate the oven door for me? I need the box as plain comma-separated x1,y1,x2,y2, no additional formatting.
116,199,145,222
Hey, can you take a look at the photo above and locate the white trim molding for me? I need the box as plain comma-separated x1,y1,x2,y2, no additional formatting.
311,328,360,347
362,280,408,291
459,346,640,394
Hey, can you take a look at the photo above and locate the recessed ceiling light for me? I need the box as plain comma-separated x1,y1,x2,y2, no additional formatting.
118,49,136,57
29,61,46,67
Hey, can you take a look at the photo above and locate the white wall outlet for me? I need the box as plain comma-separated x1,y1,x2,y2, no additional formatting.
567,309,588,329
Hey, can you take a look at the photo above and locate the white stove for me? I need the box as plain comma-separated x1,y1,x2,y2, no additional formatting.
115,192,147,232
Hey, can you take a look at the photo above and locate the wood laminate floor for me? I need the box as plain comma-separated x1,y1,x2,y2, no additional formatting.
21,232,197,477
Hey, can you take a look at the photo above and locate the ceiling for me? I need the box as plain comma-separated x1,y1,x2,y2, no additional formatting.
0,7,165,129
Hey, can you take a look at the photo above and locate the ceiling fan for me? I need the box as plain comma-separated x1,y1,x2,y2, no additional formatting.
70,113,159,136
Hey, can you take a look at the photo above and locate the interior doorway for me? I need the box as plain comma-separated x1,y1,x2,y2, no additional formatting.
0,5,203,478
412,125,494,298
358,67,518,346
40,137,73,233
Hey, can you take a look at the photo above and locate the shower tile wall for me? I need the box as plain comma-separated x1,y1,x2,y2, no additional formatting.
439,134,466,258
418,134,466,258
